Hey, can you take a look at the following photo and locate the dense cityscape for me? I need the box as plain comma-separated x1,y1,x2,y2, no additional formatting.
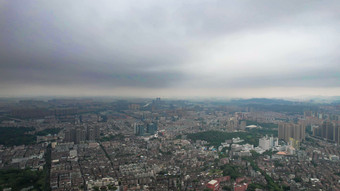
0,97,339,191
2,0,340,191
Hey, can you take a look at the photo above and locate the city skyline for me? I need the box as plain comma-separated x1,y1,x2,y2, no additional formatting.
1,1,340,98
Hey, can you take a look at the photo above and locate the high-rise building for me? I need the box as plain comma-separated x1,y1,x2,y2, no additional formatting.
337,124,340,145
64,125,97,143
147,123,157,134
259,137,270,150
227,118,238,131
278,123,305,142
64,128,75,143
134,123,145,136
75,127,86,144
322,121,334,140
259,135,278,150
313,122,340,145
240,121,246,130
334,124,340,144
278,124,285,140
87,126,100,141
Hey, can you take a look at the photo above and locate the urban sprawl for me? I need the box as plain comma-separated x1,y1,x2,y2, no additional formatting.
0,98,339,191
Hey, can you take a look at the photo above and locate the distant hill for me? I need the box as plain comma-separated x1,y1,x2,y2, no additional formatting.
225,98,318,114
229,98,294,105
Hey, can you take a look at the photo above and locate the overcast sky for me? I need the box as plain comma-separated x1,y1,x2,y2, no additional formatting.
1,0,340,98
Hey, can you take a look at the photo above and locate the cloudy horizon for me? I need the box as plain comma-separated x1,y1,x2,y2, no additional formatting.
1,0,340,98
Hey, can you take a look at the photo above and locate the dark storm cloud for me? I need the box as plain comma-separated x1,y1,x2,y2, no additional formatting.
0,42,184,88
0,0,340,97
0,0,188,89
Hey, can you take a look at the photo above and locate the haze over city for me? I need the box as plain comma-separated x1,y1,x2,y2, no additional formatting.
2,2,340,190
1,0,340,98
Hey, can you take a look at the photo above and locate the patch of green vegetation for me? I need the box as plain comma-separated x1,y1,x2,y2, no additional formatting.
282,185,290,191
36,128,61,136
222,185,232,191
209,169,223,175
249,128,278,137
187,130,259,147
242,156,260,171
157,170,168,175
247,183,266,191
263,150,277,156
0,168,46,191
311,160,318,167
0,127,36,146
175,135,182,139
242,156,282,191
244,120,278,137
263,172,282,191
221,147,228,153
274,160,284,167
293,177,302,183
107,184,117,190
220,164,242,180
250,150,260,159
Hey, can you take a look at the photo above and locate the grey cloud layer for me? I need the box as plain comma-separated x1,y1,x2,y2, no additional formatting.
0,0,340,96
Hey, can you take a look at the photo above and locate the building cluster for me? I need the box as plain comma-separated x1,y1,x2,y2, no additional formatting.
0,98,340,190
258,135,278,150
0,144,46,170
50,142,118,191
312,121,340,145
258,138,340,190
134,122,158,136
278,122,306,142
64,125,100,144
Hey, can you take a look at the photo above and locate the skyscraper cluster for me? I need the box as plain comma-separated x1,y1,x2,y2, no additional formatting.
147,123,158,135
313,121,340,144
134,122,158,136
278,123,306,142
64,125,100,144
134,124,145,136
